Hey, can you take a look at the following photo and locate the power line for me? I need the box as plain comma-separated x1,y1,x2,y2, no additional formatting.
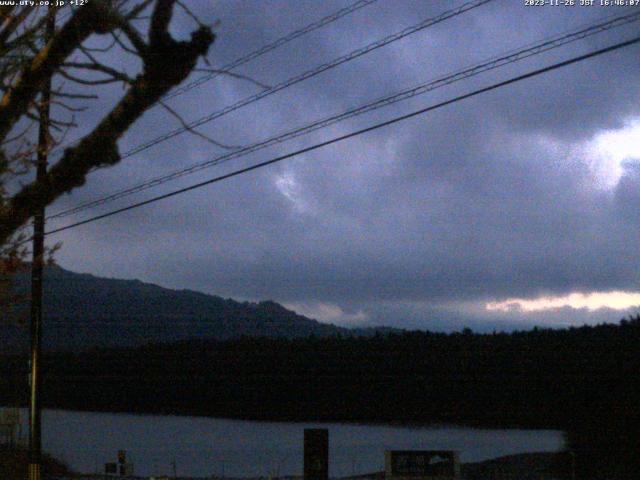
41,35,640,238
11,0,491,241
118,0,493,159
47,0,380,155
163,0,380,101
48,10,640,220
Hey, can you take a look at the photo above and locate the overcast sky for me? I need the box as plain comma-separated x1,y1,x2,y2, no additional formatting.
42,0,640,331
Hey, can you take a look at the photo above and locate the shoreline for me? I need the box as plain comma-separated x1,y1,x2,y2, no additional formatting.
41,452,567,480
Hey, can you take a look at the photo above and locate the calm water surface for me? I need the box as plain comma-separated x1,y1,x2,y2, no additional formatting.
12,409,564,477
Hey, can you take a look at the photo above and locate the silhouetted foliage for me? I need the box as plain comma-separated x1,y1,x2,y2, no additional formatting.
0,445,72,480
2,315,639,478
562,314,640,480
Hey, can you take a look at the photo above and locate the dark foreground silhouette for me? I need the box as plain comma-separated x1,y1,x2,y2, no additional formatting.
0,446,72,480
2,316,639,479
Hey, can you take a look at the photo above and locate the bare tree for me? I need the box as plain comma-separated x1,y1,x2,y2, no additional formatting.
0,0,215,248
0,0,215,314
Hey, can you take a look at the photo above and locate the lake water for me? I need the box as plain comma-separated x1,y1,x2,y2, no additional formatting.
9,408,564,477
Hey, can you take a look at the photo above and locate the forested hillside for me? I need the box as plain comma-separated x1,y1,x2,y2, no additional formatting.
3,316,640,479
2,265,351,352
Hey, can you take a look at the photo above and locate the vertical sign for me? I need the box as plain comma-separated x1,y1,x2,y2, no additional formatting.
304,428,329,480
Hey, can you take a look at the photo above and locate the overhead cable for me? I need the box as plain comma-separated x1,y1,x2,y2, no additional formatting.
119,0,493,159
48,10,640,220
40,35,640,238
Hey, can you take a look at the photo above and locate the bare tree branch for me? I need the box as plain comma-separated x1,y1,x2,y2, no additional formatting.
114,17,148,55
149,0,174,46
0,6,16,22
49,99,87,113
51,88,99,100
159,100,241,150
125,0,155,20
194,67,271,91
0,7,33,51
110,30,141,56
176,0,205,28
58,68,123,86
0,1,120,143
62,61,135,84
78,35,118,53
0,1,215,244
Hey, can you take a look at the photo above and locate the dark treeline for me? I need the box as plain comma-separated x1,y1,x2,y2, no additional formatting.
2,317,639,478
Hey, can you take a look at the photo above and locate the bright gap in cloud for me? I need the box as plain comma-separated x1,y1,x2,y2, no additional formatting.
284,301,369,326
274,171,309,213
586,118,640,190
486,291,640,313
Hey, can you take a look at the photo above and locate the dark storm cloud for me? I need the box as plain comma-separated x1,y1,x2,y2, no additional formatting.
48,0,640,329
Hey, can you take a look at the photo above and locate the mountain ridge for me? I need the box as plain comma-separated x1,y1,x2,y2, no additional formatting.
2,264,397,352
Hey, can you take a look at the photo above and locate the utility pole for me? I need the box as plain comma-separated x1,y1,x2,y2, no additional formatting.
28,7,55,480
